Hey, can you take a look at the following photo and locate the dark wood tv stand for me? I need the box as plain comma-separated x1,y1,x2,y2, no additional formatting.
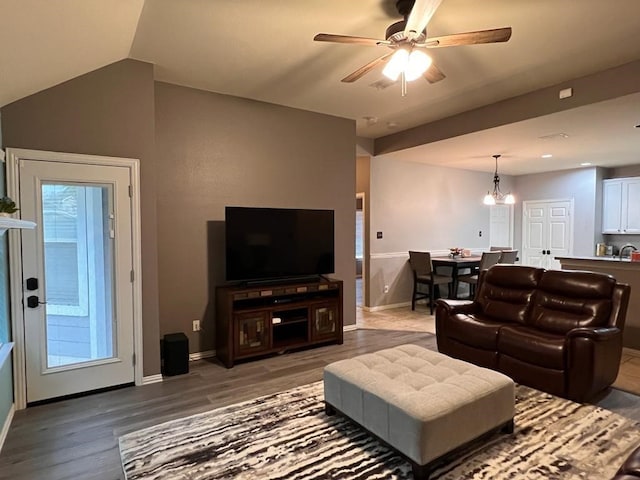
215,278,343,368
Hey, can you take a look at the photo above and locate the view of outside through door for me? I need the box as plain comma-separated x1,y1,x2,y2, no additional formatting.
42,183,116,368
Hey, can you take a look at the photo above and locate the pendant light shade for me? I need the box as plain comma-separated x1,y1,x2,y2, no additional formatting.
483,154,514,205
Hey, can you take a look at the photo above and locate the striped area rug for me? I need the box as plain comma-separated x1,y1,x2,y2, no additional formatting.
119,382,640,479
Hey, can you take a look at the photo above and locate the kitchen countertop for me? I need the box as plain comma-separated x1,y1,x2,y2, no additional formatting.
555,255,639,264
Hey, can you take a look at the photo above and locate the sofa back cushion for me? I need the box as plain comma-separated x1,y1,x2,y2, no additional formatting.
476,265,543,324
530,270,616,334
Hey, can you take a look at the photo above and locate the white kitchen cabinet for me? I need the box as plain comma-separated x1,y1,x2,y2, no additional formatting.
602,177,640,234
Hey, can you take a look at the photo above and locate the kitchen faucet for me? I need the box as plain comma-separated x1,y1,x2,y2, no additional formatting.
619,243,638,260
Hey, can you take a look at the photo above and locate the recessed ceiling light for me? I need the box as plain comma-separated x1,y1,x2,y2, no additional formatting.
580,162,592,166
541,154,553,158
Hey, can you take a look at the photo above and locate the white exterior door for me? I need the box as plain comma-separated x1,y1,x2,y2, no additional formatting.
522,200,573,270
19,159,136,403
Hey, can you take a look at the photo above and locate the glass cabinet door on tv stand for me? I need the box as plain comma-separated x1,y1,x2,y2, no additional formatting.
234,311,270,356
311,303,339,341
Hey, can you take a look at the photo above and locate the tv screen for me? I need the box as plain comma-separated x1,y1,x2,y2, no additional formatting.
225,206,335,282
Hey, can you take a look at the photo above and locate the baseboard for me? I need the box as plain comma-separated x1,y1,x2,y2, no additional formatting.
189,350,216,361
142,374,164,385
362,301,411,312
0,403,15,453
343,324,357,332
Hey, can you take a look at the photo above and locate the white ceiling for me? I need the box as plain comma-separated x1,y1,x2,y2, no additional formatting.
2,0,640,175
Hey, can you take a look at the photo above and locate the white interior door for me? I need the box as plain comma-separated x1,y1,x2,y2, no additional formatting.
19,159,135,403
522,200,573,269
489,204,513,249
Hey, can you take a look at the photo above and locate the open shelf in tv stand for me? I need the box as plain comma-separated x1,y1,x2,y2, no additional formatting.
215,278,343,368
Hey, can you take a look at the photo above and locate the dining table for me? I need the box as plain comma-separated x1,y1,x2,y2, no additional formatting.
431,255,482,299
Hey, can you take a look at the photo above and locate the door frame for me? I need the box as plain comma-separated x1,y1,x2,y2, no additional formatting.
5,148,144,410
356,192,366,307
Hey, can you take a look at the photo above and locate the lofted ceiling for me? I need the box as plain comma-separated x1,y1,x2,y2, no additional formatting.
1,0,640,175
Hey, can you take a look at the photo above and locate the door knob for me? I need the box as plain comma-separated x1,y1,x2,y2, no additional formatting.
26,277,38,291
26,295,45,308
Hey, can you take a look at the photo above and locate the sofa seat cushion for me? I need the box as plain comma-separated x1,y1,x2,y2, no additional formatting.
446,314,504,350
498,325,566,370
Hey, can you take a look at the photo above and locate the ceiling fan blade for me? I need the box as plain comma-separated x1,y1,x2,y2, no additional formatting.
419,27,512,48
423,62,446,83
314,33,390,46
404,0,444,40
341,53,393,83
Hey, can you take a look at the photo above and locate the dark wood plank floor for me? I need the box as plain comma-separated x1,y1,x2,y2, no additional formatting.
1,329,639,480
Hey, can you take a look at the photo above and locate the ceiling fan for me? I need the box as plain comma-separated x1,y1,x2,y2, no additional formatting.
314,0,512,93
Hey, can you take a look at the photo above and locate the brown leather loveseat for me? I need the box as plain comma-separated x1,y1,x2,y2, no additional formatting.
435,264,630,402
613,446,640,479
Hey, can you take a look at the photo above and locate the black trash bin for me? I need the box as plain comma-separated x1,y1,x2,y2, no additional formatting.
162,332,189,376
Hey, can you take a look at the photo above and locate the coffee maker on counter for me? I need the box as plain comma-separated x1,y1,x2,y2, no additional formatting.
595,243,614,256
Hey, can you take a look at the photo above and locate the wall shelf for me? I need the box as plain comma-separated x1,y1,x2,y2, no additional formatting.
0,218,36,235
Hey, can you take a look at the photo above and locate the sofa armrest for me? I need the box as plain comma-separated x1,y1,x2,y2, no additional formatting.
566,326,623,402
435,298,477,316
567,326,621,341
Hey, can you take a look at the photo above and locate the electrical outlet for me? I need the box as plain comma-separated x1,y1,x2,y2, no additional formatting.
383,285,389,293
192,320,200,332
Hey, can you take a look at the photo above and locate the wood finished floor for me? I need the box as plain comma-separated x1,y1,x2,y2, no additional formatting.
2,325,640,479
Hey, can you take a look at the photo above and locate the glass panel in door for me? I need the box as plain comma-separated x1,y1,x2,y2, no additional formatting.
42,183,115,368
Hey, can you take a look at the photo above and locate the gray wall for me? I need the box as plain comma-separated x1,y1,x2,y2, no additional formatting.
368,156,513,307
513,168,599,257
0,60,357,370
1,59,161,375
154,82,356,353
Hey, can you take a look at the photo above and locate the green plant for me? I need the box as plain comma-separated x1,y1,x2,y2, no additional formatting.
0,196,19,214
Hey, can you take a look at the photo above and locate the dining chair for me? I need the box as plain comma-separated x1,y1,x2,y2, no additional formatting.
408,251,454,314
457,251,502,298
490,246,512,252
498,249,518,264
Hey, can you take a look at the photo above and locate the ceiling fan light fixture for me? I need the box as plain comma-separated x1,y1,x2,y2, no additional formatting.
383,48,432,82
405,50,432,81
382,48,409,81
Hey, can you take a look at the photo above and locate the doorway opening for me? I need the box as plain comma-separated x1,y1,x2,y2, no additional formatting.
356,193,365,307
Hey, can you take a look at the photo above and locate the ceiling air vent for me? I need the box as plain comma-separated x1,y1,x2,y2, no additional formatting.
538,133,570,140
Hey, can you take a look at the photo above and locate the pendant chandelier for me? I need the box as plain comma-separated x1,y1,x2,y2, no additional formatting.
483,154,515,205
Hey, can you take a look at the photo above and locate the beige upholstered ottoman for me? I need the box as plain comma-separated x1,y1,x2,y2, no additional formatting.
323,344,515,479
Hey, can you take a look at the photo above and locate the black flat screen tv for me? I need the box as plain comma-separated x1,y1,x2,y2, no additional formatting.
225,206,335,282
